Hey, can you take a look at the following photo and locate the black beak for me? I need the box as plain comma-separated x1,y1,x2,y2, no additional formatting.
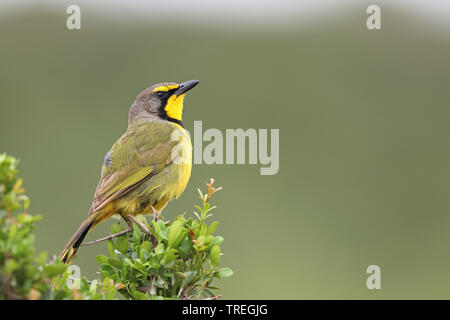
174,80,200,96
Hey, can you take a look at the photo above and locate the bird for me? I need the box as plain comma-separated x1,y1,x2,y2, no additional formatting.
59,80,199,263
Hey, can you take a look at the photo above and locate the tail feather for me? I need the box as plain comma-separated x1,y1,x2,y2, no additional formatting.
59,215,96,263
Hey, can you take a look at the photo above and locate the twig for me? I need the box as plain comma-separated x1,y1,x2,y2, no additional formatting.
82,219,133,246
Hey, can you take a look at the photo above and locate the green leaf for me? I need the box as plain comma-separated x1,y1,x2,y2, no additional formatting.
106,289,116,300
205,235,214,245
100,264,116,277
211,236,224,247
193,211,201,221
133,225,142,244
116,236,129,254
168,220,183,248
206,221,219,235
162,248,178,265
209,245,220,268
141,240,152,253
107,258,123,269
198,234,206,243
178,237,191,259
96,254,109,265
155,242,165,255
175,272,186,282
200,223,207,235
107,240,115,258
130,284,149,300
197,188,205,201
181,271,196,289
156,220,166,232
43,263,67,278
80,278,90,291
152,221,162,242
218,267,233,278
175,230,187,249
111,223,123,234
123,258,134,267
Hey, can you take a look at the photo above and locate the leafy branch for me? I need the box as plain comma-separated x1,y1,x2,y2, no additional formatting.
0,153,232,300
97,178,232,300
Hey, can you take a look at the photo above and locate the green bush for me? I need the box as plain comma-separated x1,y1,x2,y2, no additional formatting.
0,153,232,300
99,180,232,300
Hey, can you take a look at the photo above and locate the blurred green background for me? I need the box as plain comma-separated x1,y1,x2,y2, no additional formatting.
1,1,450,299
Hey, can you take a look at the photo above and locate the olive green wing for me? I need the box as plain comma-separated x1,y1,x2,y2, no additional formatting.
88,122,177,214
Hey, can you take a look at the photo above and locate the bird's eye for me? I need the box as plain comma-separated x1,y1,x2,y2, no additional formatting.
156,91,166,99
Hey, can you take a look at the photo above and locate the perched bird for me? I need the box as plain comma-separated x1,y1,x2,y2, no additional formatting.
59,80,199,263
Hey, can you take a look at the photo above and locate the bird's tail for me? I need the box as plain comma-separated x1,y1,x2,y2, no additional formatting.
59,214,97,263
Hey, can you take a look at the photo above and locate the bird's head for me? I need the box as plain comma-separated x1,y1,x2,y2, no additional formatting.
129,80,200,127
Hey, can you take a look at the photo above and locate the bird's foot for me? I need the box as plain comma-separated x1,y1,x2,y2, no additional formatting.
82,214,158,249
126,214,152,236
150,205,161,221
127,214,158,249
